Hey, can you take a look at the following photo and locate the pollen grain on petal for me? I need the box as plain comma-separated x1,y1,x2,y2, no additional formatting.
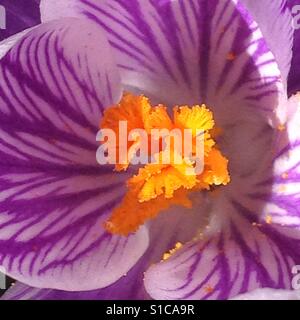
204,285,215,294
281,172,289,179
226,52,236,61
277,124,286,131
162,242,183,261
265,215,273,224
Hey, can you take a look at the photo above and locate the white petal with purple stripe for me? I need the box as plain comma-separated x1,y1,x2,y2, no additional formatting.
41,0,285,125
144,207,300,299
39,0,298,298
0,18,149,291
241,0,293,89
1,203,208,300
259,94,300,229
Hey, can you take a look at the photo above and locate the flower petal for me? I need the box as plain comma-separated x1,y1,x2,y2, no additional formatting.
2,201,208,299
241,0,293,89
0,28,36,59
0,18,149,291
144,209,300,299
0,0,41,41
40,0,284,124
259,94,300,229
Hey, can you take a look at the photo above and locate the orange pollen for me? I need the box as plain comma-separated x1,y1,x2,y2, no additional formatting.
162,242,183,261
227,52,236,61
265,215,273,224
277,124,286,131
204,285,215,294
100,93,230,236
281,172,289,179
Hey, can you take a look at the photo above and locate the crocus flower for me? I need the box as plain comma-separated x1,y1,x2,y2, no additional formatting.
1,0,300,300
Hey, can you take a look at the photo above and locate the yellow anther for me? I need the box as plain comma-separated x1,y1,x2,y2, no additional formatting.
129,151,198,202
174,105,214,135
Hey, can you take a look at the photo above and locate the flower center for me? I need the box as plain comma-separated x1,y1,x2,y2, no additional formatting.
99,93,230,236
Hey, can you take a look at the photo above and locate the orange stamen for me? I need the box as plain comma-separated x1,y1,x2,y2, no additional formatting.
99,93,230,236
105,188,192,236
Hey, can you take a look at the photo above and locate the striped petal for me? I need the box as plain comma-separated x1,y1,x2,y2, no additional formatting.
0,0,41,41
0,18,149,291
258,94,300,229
1,200,208,299
241,0,293,89
0,28,36,59
1,283,52,300
40,0,285,124
144,210,300,299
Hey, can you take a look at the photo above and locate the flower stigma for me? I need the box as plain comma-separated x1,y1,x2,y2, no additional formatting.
98,93,230,236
